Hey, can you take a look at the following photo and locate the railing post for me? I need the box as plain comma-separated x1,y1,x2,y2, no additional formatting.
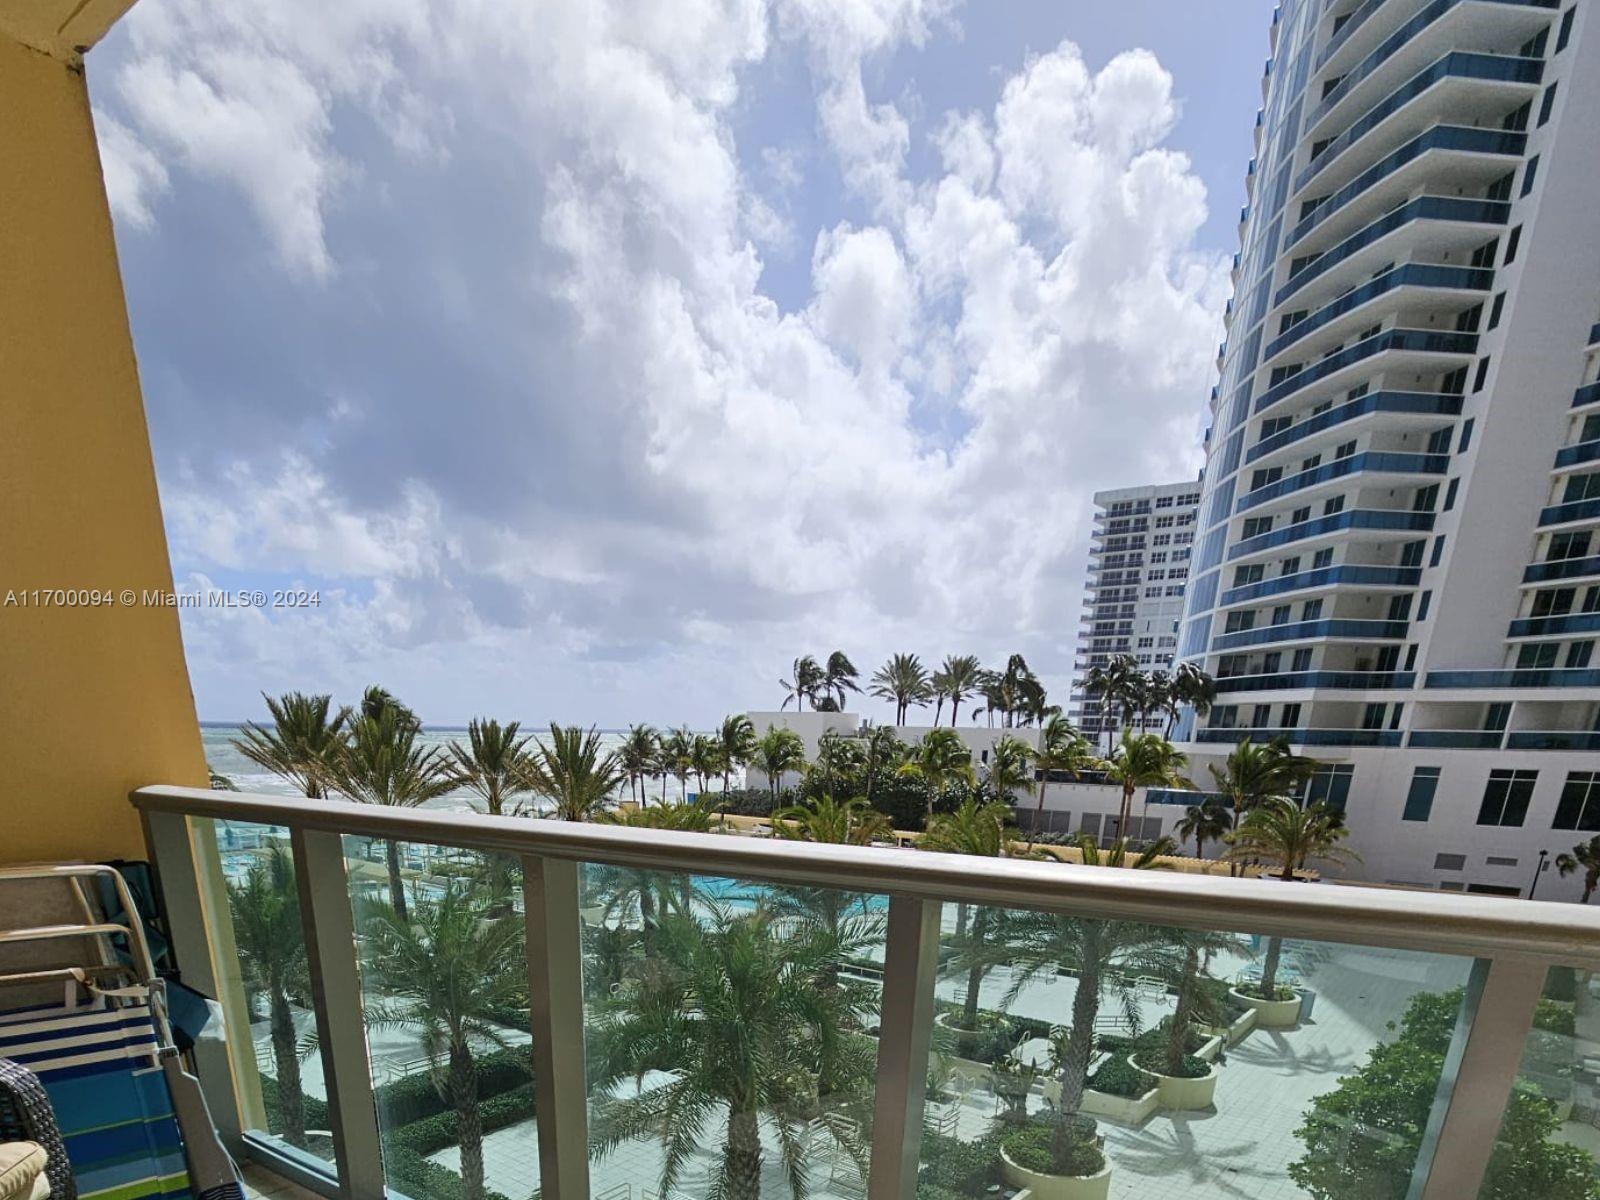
291,828,386,1200
523,855,590,1200
140,810,265,1151
1412,955,1546,1200
868,895,942,1200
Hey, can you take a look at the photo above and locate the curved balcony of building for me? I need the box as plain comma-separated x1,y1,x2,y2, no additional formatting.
1253,328,1477,417
1245,390,1462,466
1214,669,1417,693
1196,725,1403,747
1574,381,1600,410
1227,508,1437,564
1263,263,1493,364
1425,668,1600,688
1236,451,1449,513
1408,729,1507,748
1537,497,1600,529
1211,616,1411,652
1508,612,1600,639
1277,191,1511,311
1554,441,1600,472
1219,563,1423,608
1506,730,1600,751
1523,555,1600,586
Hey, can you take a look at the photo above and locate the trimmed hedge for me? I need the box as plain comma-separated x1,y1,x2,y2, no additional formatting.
1002,1119,1103,1178
1086,1056,1153,1098
376,1044,534,1128
917,1130,1003,1198
390,1085,537,1156
385,1147,516,1200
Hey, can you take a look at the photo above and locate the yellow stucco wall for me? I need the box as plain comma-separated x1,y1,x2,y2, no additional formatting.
0,35,207,865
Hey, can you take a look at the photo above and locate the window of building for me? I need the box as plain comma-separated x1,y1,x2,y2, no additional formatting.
1302,599,1323,621
1538,83,1559,126
1477,769,1537,827
1281,555,1302,575
1484,702,1512,732
1166,585,1185,597
1292,506,1312,525
1323,494,1346,516
1505,225,1522,265
1305,764,1355,813
1313,548,1334,569
1567,641,1594,668
1417,590,1432,621
1521,155,1540,198
1557,7,1575,53
1292,648,1313,671
1361,703,1387,730
1242,516,1273,539
1563,473,1600,503
1443,478,1459,511
1271,604,1292,626
1554,772,1600,831
1404,768,1441,822
1473,357,1492,392
1430,536,1446,568
1518,643,1558,669
1459,418,1476,453
1282,703,1302,726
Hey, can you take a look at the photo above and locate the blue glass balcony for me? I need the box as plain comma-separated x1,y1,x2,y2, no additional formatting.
1212,617,1410,651
1310,0,1556,124
1254,329,1478,415
1555,441,1600,469
1589,323,1600,348
1508,612,1600,638
1245,391,1462,464
1228,509,1436,560
1263,264,1492,361
1523,555,1600,584
1278,192,1512,306
1237,452,1449,512
1220,563,1422,607
1506,731,1600,750
1197,727,1403,746
1574,382,1600,409
1213,670,1416,693
1296,53,1542,194
1408,730,1505,749
1537,498,1600,528
1424,669,1600,688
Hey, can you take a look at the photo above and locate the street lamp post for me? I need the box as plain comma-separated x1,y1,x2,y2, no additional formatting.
1528,848,1550,900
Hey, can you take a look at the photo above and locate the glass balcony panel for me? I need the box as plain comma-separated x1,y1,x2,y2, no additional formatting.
1213,670,1416,693
1245,391,1462,465
1220,564,1422,607
1524,556,1600,585
1237,452,1448,512
1195,727,1403,746
1227,510,1435,561
1575,382,1600,410
1212,618,1411,652
1254,328,1478,415
1554,441,1600,470
1262,263,1492,361
913,900,1474,1199
581,866,888,1200
341,838,535,1200
210,819,341,1169
1424,669,1600,688
1407,730,1506,749
1475,965,1599,1198
1509,613,1600,638
1505,731,1600,751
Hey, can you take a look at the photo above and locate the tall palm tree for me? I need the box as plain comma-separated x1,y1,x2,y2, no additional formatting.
822,651,862,711
660,727,696,802
998,841,1175,1170
1100,730,1192,842
781,655,825,711
227,845,310,1149
715,715,758,795
523,724,626,821
1031,717,1096,850
327,706,457,917
232,691,348,798
618,724,660,807
1142,670,1172,732
1169,661,1216,736
589,907,874,1200
1558,836,1600,903
938,654,984,726
1227,798,1360,995
809,730,865,800
986,735,1036,814
448,718,534,817
360,684,419,729
357,882,527,1200
1084,654,1142,751
1175,799,1232,861
898,727,975,826
1208,738,1319,875
774,794,890,845
856,724,903,811
870,653,932,725
754,726,807,806
691,734,722,795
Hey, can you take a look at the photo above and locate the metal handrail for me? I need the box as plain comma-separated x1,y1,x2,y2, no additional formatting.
130,784,1600,967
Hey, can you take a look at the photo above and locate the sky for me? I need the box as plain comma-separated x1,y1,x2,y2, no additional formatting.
89,0,1274,728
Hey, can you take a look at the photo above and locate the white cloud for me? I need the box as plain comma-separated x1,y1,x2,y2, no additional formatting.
95,113,169,229
96,2,1227,723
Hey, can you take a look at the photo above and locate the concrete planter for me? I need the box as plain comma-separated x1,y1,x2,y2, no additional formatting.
1080,1082,1160,1125
1229,986,1302,1029
1193,1034,1224,1063
1130,1054,1219,1111
1198,1006,1257,1047
1000,1146,1112,1200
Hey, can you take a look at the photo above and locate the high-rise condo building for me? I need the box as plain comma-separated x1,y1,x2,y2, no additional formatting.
1069,480,1202,742
1175,0,1600,897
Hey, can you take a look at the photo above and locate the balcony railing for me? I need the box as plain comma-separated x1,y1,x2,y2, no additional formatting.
1212,616,1411,651
1252,328,1478,415
1214,669,1416,693
1236,451,1448,512
1508,611,1600,638
1195,726,1403,746
1228,508,1436,560
1424,668,1600,688
1506,730,1600,750
1554,440,1600,470
1262,263,1493,362
1408,729,1506,749
1573,381,1600,409
1523,555,1600,584
1220,563,1422,607
1244,390,1462,465
126,784,1600,1200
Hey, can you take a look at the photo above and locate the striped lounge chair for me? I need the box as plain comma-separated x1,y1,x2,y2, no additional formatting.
0,995,192,1200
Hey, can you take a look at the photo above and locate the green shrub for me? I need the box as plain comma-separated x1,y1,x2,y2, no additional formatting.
1086,1056,1154,1098
376,1045,534,1128
390,1085,537,1156
1535,999,1577,1037
917,1130,1003,1196
384,1147,515,1200
1002,1121,1103,1178
1133,1050,1210,1079
258,1072,330,1133
1235,982,1297,1002
1544,966,1579,1004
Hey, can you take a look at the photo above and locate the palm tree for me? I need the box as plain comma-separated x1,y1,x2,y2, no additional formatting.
781,655,825,711
754,726,807,806
691,734,721,795
357,882,527,1200
448,718,534,817
523,724,626,821
809,730,865,800
1227,797,1360,996
1207,738,1319,874
660,727,696,802
870,653,932,725
1175,799,1232,861
1100,730,1192,842
998,841,1175,1171
601,798,717,833
986,735,1036,815
715,715,758,795
589,907,873,1200
822,651,862,711
856,724,903,811
898,727,975,827
1169,661,1216,736
233,691,348,798
360,684,419,729
1084,654,1141,751
1557,836,1600,903
618,724,659,807
774,794,890,845
1031,717,1096,851
937,654,983,726
327,706,457,917
227,845,310,1149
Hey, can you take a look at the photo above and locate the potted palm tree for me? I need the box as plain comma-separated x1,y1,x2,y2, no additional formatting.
1128,927,1240,1111
1225,797,1359,1027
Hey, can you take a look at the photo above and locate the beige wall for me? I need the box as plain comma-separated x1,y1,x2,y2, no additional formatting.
0,34,207,865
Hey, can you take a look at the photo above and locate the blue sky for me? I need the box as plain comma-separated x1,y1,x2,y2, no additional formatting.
90,0,1273,727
